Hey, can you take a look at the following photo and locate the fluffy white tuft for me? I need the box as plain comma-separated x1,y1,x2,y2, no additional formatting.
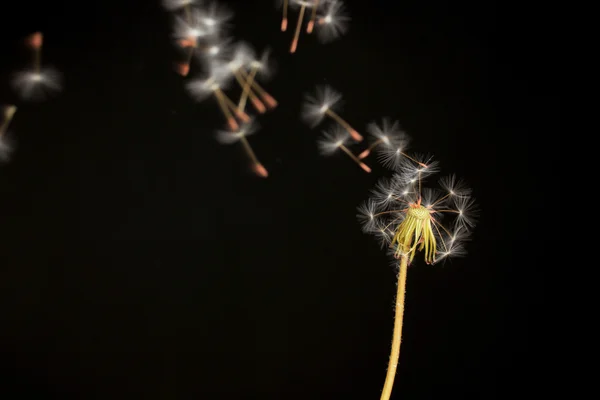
316,0,350,43
301,85,342,127
11,67,62,101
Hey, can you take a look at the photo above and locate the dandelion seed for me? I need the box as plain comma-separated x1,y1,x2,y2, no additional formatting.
216,120,268,178
301,85,362,141
186,69,239,131
316,0,350,43
318,125,370,172
12,32,62,101
289,0,317,53
223,44,267,114
359,118,407,159
238,68,278,109
238,48,273,113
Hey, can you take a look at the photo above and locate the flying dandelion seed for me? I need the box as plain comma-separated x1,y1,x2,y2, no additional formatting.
223,43,267,114
358,118,409,160
238,68,278,110
186,64,242,131
289,0,318,53
357,154,478,400
238,48,274,113
315,0,350,43
306,0,321,34
216,120,268,178
12,32,62,101
318,125,371,172
301,85,362,141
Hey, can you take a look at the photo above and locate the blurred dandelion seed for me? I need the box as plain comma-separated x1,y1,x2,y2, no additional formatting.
12,32,62,101
186,73,241,131
316,0,350,43
216,120,268,178
222,44,267,114
289,0,318,53
318,125,371,172
357,153,478,400
238,48,274,113
359,118,410,161
279,0,289,31
302,85,362,141
238,68,278,110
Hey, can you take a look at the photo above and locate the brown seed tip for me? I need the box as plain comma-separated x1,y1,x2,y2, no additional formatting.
251,97,267,114
359,163,372,173
27,32,43,49
262,93,278,109
358,149,370,159
290,40,297,54
236,110,251,123
227,118,239,131
253,163,268,178
281,19,288,32
350,130,364,142
176,63,190,76
178,38,196,48
306,21,314,33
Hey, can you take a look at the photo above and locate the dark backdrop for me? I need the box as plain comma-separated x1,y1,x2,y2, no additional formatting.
1,0,545,398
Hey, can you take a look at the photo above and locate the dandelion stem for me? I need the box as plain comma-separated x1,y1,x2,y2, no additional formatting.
380,254,408,400
184,3,192,23
402,152,427,168
339,145,371,173
1,106,17,137
238,66,258,112
233,70,266,113
307,0,320,33
213,88,238,131
34,48,41,73
240,136,259,165
281,0,288,31
290,4,306,53
238,69,278,109
326,109,363,141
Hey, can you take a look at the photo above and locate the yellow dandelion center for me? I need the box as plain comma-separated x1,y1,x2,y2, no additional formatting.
392,203,437,264
407,205,429,220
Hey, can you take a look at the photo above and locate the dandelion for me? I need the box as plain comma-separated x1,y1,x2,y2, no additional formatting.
301,85,362,141
216,120,268,178
357,156,478,400
315,0,350,43
318,125,370,173
12,32,62,101
0,105,17,163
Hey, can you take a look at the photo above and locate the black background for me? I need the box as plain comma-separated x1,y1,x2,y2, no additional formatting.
1,0,545,398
